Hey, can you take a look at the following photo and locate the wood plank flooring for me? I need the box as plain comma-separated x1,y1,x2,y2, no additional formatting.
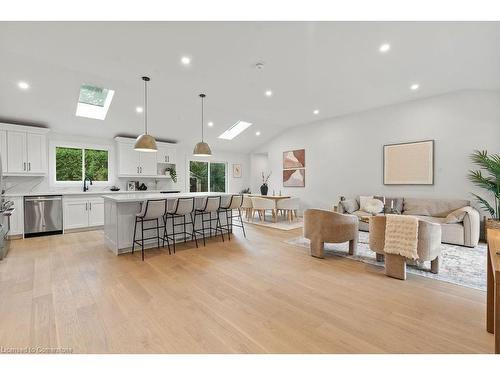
0,225,494,353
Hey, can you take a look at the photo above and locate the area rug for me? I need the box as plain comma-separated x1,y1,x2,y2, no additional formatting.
244,217,304,231
285,231,487,291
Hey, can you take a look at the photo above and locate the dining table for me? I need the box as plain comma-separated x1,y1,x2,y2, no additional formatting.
248,194,291,201
247,194,291,223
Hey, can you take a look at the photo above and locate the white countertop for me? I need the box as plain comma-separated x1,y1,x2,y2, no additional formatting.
102,192,232,203
4,189,179,198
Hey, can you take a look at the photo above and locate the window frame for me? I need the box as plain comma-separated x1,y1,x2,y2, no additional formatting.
187,159,228,193
49,141,112,186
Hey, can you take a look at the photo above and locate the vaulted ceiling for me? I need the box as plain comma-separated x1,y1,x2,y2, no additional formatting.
1,21,499,153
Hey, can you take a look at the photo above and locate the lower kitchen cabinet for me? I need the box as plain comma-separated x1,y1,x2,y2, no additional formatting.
63,196,104,230
9,196,24,237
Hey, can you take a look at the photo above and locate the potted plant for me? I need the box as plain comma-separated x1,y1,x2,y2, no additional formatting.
166,167,177,183
468,150,500,231
260,172,271,195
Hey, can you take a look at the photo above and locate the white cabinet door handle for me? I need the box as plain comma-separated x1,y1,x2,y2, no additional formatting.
23,162,26,171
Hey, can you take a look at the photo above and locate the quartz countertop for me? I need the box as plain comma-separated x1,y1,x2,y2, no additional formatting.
4,189,175,197
102,192,232,203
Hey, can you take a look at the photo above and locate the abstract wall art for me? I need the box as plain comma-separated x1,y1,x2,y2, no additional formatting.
383,140,434,185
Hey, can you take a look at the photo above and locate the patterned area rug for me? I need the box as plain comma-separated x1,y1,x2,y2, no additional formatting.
285,231,487,291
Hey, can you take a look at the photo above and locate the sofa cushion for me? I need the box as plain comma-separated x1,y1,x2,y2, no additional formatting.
402,198,470,218
340,199,359,214
445,207,468,223
407,215,465,246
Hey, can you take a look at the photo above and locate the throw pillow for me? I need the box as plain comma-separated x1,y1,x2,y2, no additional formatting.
362,198,384,214
445,208,468,223
359,196,374,212
340,199,359,214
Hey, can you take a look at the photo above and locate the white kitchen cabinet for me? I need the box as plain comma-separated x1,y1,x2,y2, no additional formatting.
9,196,24,237
115,137,157,177
157,144,176,165
0,130,7,172
64,196,105,230
1,123,48,175
117,142,141,175
139,151,157,176
26,133,47,173
7,131,27,173
88,197,104,226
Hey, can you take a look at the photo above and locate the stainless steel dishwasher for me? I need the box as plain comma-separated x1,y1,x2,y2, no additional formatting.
24,195,63,237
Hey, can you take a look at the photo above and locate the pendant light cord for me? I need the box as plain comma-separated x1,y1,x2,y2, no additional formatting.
144,79,148,135
201,95,204,142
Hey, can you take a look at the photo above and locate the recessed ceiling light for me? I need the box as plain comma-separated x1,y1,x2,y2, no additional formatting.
255,131,261,136
218,121,253,140
207,121,214,127
265,90,273,97
135,106,143,113
379,43,391,53
313,109,319,115
181,56,191,65
18,81,30,90
410,83,420,91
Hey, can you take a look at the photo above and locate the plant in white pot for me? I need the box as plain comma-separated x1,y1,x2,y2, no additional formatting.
468,150,500,231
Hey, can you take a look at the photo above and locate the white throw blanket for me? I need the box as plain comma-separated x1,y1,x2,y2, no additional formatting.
383,214,419,260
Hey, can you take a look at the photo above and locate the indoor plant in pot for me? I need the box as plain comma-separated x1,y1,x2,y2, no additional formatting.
468,150,500,231
260,172,271,195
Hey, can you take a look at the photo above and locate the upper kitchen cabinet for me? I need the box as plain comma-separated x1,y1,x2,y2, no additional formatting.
157,143,176,165
0,123,49,176
115,137,158,177
115,137,177,178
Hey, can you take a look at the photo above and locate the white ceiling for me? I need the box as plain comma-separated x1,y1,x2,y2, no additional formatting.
1,22,499,153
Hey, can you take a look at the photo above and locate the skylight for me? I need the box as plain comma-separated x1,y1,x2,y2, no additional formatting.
75,84,115,120
218,121,253,140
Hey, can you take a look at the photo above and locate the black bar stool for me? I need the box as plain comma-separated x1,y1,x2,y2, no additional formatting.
132,199,170,261
219,194,246,240
164,197,198,253
193,196,225,246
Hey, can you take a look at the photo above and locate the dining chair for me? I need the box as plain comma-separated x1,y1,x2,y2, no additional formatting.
277,197,300,223
250,197,276,222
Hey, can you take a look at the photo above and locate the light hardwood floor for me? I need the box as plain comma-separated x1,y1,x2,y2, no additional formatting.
0,225,493,353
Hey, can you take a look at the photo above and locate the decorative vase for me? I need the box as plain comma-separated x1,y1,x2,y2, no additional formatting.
260,183,268,196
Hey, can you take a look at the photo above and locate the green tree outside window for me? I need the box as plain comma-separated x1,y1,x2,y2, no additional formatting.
55,146,108,182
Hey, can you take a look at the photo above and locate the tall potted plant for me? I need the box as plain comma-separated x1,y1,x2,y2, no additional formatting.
468,150,500,231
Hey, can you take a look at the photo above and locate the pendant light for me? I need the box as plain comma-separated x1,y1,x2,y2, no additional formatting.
134,76,157,152
193,93,212,156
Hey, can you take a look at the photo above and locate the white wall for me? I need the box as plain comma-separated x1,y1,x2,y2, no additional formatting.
4,132,250,195
252,90,500,212
250,153,269,194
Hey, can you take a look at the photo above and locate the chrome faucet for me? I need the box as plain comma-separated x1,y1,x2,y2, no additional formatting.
83,176,93,192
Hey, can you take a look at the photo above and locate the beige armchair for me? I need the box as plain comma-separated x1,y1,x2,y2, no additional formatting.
369,216,442,279
304,209,359,258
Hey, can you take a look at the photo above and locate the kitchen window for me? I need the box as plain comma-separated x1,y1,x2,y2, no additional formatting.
54,145,109,183
189,161,226,193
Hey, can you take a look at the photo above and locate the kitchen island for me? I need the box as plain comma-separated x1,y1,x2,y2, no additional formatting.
103,192,233,254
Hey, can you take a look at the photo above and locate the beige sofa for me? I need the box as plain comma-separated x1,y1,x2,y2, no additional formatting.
337,196,480,248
